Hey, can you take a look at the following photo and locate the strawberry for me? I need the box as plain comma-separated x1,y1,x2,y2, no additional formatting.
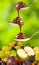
14,43,17,46
21,46,24,49
17,59,22,63
16,33,25,39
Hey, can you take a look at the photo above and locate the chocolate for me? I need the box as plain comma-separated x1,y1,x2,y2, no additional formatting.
10,2,27,39
16,2,26,10
16,32,25,39
13,17,23,26
13,16,23,32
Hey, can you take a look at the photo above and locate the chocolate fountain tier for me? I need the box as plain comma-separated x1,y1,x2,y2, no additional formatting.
9,2,30,41
13,16,23,26
15,32,25,39
16,2,26,10
16,2,29,11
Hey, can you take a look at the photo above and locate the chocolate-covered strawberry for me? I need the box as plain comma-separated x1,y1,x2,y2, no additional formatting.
16,32,25,39
13,17,23,26
16,2,26,10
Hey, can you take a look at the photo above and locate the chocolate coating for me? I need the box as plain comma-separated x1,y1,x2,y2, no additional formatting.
16,32,25,39
13,17,23,26
16,2,26,10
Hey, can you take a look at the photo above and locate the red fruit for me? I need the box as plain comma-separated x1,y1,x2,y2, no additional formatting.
17,59,22,63
21,35,24,39
21,46,24,49
16,33,25,39
14,43,17,46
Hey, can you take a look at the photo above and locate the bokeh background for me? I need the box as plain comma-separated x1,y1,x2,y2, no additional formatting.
0,0,39,49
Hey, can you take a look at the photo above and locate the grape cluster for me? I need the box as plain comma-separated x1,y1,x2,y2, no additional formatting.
0,42,39,65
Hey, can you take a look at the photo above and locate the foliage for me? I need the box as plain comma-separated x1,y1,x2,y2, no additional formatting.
0,0,39,49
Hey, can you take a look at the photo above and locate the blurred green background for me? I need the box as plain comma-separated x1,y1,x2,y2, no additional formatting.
0,0,39,49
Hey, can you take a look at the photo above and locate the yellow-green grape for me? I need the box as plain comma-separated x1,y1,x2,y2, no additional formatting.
2,58,8,62
34,61,37,64
0,51,5,59
10,50,16,57
9,42,16,47
34,47,39,54
35,51,39,61
17,42,22,47
2,46,10,52
15,46,20,50
34,47,39,61
4,51,10,58
34,47,39,55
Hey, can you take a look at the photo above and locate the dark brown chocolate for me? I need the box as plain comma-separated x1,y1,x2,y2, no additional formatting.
16,32,25,39
13,17,23,26
16,2,26,10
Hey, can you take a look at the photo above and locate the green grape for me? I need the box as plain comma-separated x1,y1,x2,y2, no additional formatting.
9,42,16,47
35,51,39,61
2,46,10,52
4,50,10,58
34,60,37,64
34,47,39,61
17,42,22,47
34,47,39,52
0,51,5,59
2,58,8,62
15,46,20,50
34,47,39,54
10,50,17,57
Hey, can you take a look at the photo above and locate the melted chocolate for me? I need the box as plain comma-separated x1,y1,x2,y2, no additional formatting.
15,2,26,39
13,16,23,32
16,32,25,39
16,2,26,10
12,2,27,39
13,17,23,26
16,2,26,17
